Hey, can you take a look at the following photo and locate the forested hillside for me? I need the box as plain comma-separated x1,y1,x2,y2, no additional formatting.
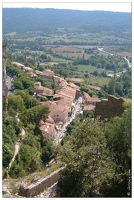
3,8,131,33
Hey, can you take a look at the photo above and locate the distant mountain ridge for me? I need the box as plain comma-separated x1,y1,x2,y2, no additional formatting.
2,8,131,33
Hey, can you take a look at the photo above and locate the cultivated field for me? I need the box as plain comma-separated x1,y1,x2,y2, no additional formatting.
85,75,110,86
76,65,104,73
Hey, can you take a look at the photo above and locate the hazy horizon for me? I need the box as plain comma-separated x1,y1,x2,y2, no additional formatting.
2,2,132,13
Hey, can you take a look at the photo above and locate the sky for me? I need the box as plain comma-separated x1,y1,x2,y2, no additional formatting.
2,0,132,13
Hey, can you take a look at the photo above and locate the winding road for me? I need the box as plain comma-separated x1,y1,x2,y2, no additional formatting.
97,47,131,68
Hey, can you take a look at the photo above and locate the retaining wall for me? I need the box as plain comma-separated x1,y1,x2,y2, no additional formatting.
18,167,65,197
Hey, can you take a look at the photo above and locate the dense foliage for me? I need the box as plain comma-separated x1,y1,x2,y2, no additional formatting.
3,115,20,168
57,105,131,197
2,94,55,178
103,68,131,98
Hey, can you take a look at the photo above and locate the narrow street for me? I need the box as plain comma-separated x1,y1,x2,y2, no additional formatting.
54,96,83,144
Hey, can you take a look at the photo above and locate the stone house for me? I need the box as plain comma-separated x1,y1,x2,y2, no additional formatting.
51,105,68,124
40,101,68,124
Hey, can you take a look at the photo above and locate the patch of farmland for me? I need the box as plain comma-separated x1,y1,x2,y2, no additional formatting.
116,52,132,57
76,65,104,73
86,75,110,86
46,46,84,53
76,45,97,49
59,52,89,59
66,78,85,83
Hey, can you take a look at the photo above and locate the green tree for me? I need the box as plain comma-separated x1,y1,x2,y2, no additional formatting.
20,105,50,127
102,105,131,197
57,117,114,197
40,54,47,60
115,82,123,96
3,117,18,168
14,90,39,108
8,94,25,112
40,135,55,164
9,143,42,177
92,70,99,76
108,78,116,95
14,90,27,99
24,94,39,109
13,78,24,90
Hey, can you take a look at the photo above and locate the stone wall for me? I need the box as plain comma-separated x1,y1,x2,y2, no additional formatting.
18,167,65,197
2,41,8,112
95,95,125,120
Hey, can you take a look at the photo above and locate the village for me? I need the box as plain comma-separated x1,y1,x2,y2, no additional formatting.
9,61,100,142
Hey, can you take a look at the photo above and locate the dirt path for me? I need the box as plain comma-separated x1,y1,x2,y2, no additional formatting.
7,128,25,171
7,142,20,170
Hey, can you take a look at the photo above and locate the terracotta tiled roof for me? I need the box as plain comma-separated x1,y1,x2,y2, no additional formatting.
39,122,55,139
83,104,95,111
42,69,54,77
67,83,80,90
57,91,74,99
27,72,37,78
11,62,24,67
53,94,63,99
53,76,65,83
56,105,68,113
56,97,73,110
57,86,76,99
36,86,45,91
45,115,54,124
40,101,56,108
83,92,91,100
87,97,100,103
23,66,33,71
35,85,54,96
89,85,101,91
40,101,68,114
35,70,43,75
83,92,100,104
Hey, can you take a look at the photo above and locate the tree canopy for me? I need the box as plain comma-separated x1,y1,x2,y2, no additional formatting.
57,104,131,197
